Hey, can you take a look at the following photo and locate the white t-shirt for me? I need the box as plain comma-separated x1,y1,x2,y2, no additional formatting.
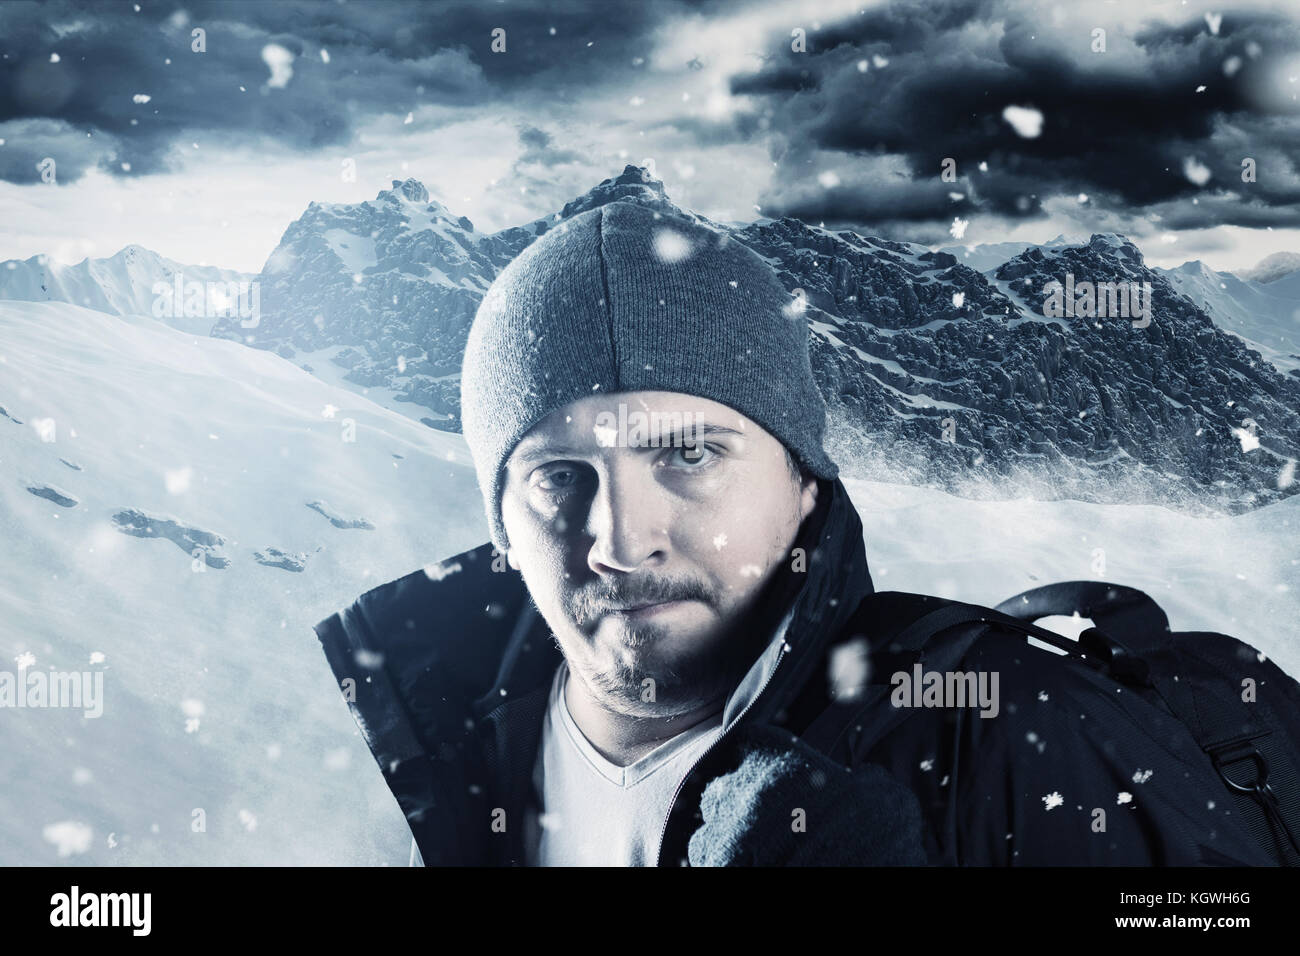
527,609,793,867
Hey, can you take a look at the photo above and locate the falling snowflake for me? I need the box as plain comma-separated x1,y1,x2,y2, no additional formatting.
1183,156,1212,186
1002,105,1043,138
185,718,200,734
1132,768,1153,784
920,758,934,772
952,291,966,308
1117,792,1132,804
423,561,462,582
354,648,385,670
14,651,35,668
322,404,338,419
949,217,969,240
1037,690,1049,701
653,228,693,263
164,466,193,494
1042,792,1063,810
238,809,258,832
261,43,294,88
712,533,727,550
43,821,92,857
1232,423,1260,453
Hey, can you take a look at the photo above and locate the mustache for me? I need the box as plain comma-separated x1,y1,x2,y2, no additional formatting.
570,574,713,625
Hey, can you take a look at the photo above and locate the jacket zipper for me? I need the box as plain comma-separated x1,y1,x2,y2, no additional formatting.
652,640,790,866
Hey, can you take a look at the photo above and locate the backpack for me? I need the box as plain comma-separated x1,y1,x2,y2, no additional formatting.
862,579,1300,865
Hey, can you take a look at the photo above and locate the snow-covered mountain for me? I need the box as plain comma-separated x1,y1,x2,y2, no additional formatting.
214,164,1298,517
209,167,693,426
0,245,256,335
3,296,1297,864
937,234,1074,274
1156,259,1300,375
1239,250,1300,284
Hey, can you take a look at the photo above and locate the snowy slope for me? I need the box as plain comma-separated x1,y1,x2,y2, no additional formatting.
0,299,488,866
1158,259,1300,374
2,298,1297,865
0,245,256,335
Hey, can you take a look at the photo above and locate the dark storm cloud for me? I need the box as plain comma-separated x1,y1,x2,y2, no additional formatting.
738,0,1300,231
0,0,698,184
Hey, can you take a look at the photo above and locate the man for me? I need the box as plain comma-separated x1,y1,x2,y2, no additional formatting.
314,201,1285,866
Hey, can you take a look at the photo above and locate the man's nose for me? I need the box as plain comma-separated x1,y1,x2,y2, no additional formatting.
585,464,669,574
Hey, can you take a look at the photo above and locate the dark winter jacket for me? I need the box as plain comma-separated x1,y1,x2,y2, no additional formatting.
313,476,1278,866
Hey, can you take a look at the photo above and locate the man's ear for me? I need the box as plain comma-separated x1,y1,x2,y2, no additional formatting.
799,474,819,522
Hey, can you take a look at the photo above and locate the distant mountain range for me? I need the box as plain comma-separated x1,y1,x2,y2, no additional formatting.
0,245,254,335
4,165,1298,515
1237,251,1300,284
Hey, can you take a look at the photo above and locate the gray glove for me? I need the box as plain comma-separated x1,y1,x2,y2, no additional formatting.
687,725,929,866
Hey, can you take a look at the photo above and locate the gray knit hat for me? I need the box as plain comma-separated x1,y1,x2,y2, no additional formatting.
460,200,838,553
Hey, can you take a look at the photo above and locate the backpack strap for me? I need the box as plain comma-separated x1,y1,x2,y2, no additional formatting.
805,593,1092,755
997,581,1300,864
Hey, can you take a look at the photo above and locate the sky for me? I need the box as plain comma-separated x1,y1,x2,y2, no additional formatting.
2,0,1300,274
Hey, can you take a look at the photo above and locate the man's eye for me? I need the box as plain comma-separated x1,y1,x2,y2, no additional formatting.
670,443,717,467
534,465,581,492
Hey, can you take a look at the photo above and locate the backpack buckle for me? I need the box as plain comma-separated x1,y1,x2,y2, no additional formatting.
1208,737,1270,795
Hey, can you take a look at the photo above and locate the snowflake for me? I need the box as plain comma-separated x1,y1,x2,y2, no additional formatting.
1042,792,1064,811
1117,792,1132,804
14,651,36,669
712,533,727,550
949,217,969,240
1002,105,1043,138
1132,768,1153,784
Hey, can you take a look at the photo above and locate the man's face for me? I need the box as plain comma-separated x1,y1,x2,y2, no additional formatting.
501,390,818,719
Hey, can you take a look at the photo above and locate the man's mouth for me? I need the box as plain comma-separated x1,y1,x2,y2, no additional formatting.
605,599,692,620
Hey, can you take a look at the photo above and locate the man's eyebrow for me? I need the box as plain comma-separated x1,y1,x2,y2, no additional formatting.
510,422,747,465
657,423,746,445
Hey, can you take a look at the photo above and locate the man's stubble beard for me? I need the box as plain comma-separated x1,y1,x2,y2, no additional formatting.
550,570,788,720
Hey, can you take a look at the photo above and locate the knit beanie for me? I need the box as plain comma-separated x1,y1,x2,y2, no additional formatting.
459,200,838,553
